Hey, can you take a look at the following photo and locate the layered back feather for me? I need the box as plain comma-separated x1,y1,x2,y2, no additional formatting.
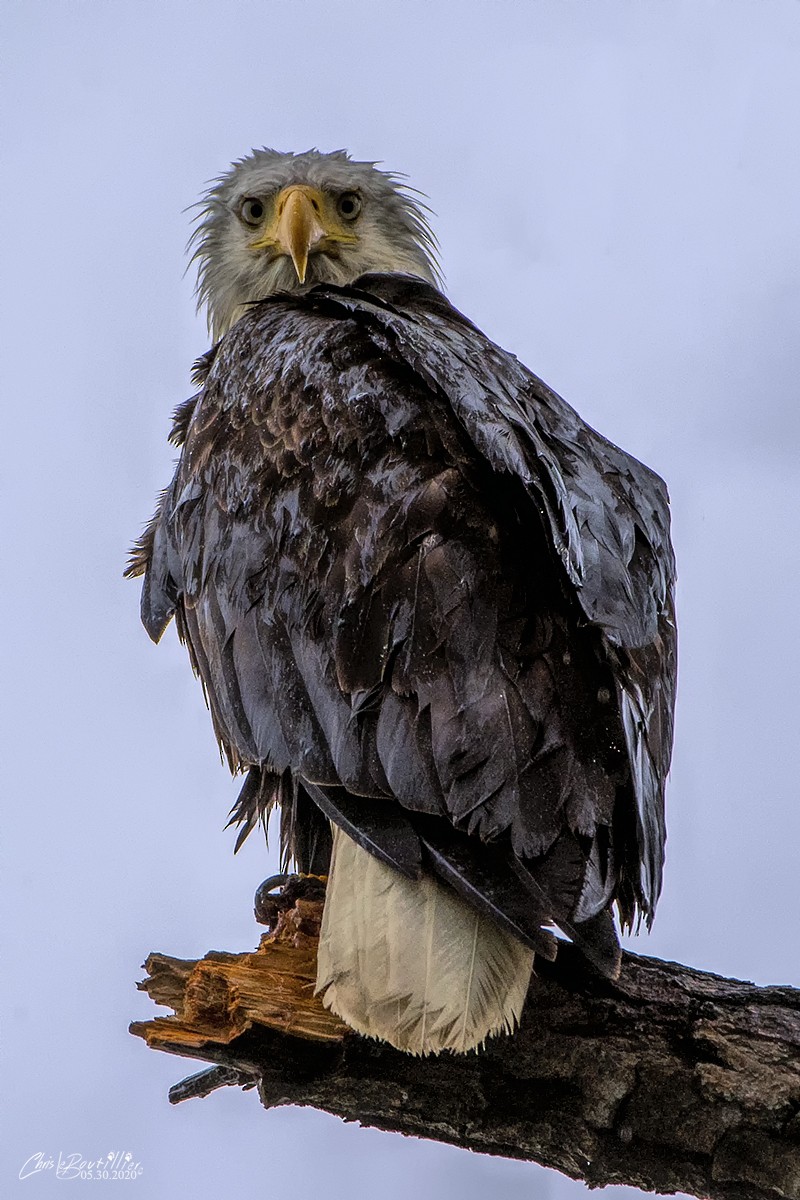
131,271,676,1051
316,825,534,1055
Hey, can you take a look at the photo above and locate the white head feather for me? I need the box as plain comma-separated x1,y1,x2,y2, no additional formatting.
189,148,442,340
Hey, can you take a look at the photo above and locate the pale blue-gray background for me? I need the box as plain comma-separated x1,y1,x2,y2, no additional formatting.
3,2,799,1197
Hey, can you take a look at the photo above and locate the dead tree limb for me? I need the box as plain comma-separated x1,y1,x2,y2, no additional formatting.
131,897,800,1199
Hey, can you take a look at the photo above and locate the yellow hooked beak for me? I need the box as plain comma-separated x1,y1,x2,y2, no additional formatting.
248,185,356,283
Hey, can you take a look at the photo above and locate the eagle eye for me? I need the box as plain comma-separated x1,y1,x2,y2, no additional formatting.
240,197,265,226
337,192,362,221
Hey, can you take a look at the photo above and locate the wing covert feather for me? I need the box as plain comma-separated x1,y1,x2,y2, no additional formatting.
131,273,676,931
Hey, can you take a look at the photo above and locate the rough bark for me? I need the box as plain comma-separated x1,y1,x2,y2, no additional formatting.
131,898,800,1199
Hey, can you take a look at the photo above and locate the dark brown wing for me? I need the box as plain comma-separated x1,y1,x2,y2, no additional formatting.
334,273,677,924
130,274,676,964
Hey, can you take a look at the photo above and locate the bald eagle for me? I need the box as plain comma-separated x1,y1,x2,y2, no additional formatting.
128,149,676,1056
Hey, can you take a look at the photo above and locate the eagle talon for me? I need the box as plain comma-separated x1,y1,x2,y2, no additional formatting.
254,872,327,929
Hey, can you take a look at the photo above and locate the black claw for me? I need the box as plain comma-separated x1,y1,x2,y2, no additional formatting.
254,872,327,929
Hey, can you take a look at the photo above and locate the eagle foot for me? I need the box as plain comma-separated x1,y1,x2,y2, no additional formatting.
254,872,327,931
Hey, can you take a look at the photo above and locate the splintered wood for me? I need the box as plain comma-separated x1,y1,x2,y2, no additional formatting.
132,898,800,1198
130,898,346,1054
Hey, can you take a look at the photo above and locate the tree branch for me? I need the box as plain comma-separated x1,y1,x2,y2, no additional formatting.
131,897,800,1199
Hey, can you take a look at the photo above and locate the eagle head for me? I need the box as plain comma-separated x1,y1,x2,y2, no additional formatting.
190,148,441,340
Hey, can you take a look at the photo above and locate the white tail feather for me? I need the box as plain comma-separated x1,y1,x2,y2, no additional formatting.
316,825,534,1055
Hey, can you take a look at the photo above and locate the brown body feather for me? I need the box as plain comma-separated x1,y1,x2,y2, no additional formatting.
131,273,675,1050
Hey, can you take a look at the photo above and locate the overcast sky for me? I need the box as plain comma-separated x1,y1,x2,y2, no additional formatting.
3,2,799,1197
